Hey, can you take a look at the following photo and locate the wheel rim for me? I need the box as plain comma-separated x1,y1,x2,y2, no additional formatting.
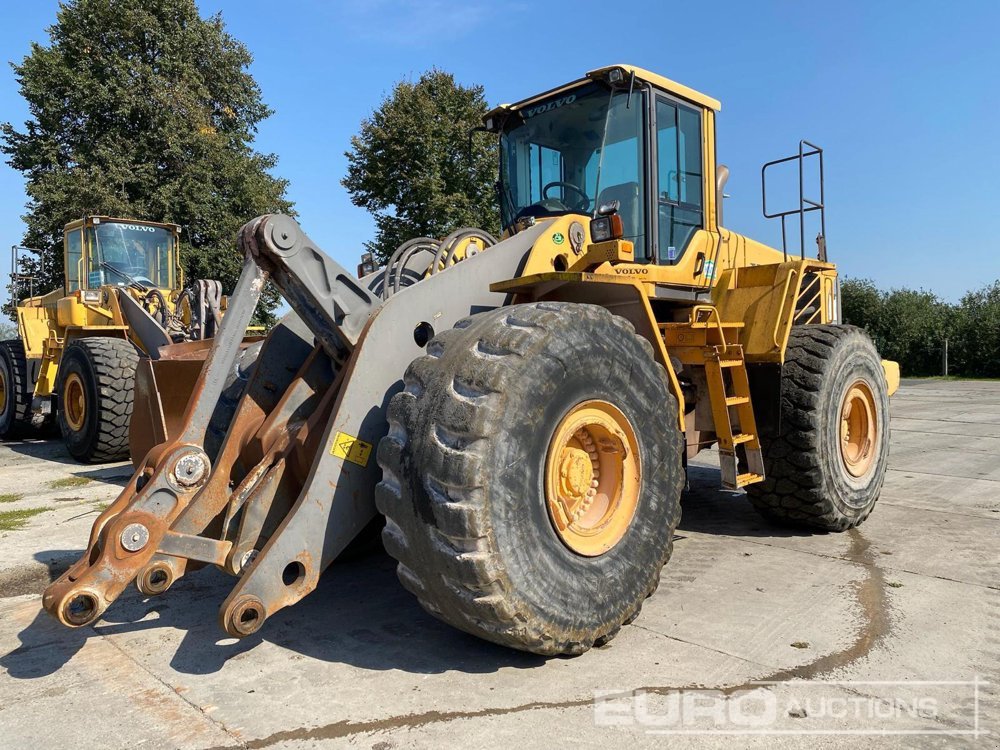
839,380,878,477
64,373,87,432
544,400,641,556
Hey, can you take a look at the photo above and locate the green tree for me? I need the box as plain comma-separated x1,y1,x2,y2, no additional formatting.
952,280,1000,377
841,277,954,376
879,288,954,375
343,69,499,263
2,0,292,321
841,278,883,336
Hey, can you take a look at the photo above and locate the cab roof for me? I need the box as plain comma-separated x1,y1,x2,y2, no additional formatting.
486,64,721,124
65,216,181,231
590,64,721,111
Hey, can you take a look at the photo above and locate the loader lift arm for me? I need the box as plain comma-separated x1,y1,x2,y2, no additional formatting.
42,215,377,632
43,213,526,636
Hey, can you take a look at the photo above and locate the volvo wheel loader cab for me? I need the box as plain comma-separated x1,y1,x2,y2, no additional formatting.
44,66,898,656
2,216,226,462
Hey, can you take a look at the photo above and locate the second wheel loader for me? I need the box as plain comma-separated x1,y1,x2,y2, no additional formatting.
1,216,230,462
44,65,899,655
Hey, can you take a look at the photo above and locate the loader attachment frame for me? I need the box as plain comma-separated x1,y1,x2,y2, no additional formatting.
44,214,538,636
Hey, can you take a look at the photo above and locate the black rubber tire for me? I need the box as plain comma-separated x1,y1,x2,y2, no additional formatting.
0,339,43,438
57,338,139,463
376,302,684,655
746,324,890,531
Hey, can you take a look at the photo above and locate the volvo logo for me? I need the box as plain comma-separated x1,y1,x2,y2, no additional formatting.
524,94,577,118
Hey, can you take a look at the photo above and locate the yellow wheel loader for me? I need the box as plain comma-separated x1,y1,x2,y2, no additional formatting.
43,66,900,655
1,216,227,462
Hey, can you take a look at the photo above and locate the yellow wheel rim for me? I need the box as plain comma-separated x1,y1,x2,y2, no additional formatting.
839,380,878,477
0,367,7,414
544,400,641,557
64,373,87,432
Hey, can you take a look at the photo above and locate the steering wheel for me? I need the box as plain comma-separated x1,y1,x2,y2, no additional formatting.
542,181,590,212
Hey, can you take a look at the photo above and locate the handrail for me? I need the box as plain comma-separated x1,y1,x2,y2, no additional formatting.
761,140,826,261
772,268,800,349
691,303,728,354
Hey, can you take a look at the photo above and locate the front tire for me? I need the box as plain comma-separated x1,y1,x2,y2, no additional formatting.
376,302,684,655
57,338,139,463
746,325,890,531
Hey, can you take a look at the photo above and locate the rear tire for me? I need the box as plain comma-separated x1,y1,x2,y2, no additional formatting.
0,339,43,438
746,325,890,531
376,302,684,655
57,338,139,463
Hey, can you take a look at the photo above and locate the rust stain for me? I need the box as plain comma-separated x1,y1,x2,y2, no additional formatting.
203,690,696,750
720,526,893,688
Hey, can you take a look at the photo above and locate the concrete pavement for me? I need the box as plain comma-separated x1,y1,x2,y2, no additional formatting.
0,379,997,748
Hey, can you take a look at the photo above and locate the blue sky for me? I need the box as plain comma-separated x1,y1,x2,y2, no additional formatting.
1,0,998,309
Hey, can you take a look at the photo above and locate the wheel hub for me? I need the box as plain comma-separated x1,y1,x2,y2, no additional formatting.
544,400,641,556
0,367,7,414
557,444,596,502
64,373,87,432
839,380,878,477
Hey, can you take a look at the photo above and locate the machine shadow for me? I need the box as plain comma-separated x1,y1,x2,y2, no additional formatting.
3,464,817,681
6,439,132,487
678,463,820,539
2,548,544,680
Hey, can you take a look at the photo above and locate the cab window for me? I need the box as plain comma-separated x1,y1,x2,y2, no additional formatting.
527,144,564,203
85,222,176,289
500,83,647,256
65,229,83,293
656,97,704,264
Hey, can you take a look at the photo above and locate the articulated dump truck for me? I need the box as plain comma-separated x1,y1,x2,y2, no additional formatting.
43,65,899,655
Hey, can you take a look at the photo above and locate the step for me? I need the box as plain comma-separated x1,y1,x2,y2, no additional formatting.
718,358,744,368
735,472,764,488
725,396,750,406
689,320,745,329
658,320,745,330
732,433,756,445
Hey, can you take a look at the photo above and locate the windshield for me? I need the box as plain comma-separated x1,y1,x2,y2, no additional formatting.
500,82,646,250
85,222,177,290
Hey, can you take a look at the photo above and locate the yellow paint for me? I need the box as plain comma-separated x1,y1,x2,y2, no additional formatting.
544,400,641,556
330,431,373,467
882,360,900,396
63,372,87,431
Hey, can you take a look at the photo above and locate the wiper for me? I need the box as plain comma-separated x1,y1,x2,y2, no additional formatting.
101,261,148,292
592,88,616,218
496,179,519,228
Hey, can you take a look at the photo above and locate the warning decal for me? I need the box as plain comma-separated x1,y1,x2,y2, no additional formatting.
330,431,373,467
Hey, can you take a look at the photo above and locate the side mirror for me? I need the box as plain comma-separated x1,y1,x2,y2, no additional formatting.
716,164,730,227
